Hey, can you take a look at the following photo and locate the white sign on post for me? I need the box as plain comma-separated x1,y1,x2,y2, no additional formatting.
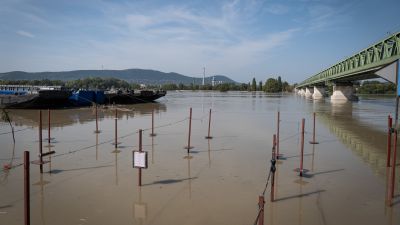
133,151,148,168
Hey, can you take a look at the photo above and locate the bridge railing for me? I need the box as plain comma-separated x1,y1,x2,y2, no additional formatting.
298,32,400,88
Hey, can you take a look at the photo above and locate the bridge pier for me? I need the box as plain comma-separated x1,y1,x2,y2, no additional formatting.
300,89,306,97
330,83,358,102
305,87,313,98
312,86,325,100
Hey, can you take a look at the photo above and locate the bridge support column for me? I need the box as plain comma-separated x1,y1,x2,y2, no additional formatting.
312,86,325,100
330,83,358,101
305,87,313,98
300,89,306,97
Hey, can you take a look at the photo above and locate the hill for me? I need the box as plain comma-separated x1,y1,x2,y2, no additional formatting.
0,69,236,85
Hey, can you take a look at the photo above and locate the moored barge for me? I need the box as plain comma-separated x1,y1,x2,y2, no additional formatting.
0,85,72,109
105,89,167,104
0,85,166,108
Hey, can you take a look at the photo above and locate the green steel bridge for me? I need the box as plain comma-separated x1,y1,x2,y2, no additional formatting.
297,31,400,88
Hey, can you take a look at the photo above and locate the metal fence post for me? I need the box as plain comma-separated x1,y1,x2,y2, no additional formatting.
24,151,30,225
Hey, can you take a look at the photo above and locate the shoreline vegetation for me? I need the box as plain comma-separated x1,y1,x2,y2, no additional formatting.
0,76,296,93
0,77,395,94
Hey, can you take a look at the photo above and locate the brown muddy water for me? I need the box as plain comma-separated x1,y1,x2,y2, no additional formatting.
0,91,399,225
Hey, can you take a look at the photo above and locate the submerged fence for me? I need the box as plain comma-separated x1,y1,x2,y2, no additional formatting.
0,107,399,225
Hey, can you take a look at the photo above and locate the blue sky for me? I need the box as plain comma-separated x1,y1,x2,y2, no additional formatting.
0,0,399,83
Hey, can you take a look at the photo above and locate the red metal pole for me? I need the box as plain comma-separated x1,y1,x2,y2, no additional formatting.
390,130,397,202
258,195,264,225
205,109,212,139
47,109,51,144
186,107,192,152
271,134,276,202
273,134,276,160
139,129,142,186
24,151,30,225
300,118,305,177
139,129,142,152
115,108,118,149
277,111,280,158
309,112,319,144
312,112,315,143
151,110,154,135
271,170,275,202
39,110,43,174
271,163,275,202
390,62,399,205
150,109,156,136
95,104,99,133
387,115,392,167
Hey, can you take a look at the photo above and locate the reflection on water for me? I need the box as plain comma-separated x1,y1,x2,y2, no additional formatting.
8,103,167,128
330,100,353,116
0,92,399,225
312,101,400,178
134,187,147,224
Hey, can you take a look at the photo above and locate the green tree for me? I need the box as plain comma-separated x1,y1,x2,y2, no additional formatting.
258,81,263,91
264,78,280,93
277,76,282,92
357,81,395,94
161,83,178,90
217,83,230,92
251,77,257,91
282,81,289,92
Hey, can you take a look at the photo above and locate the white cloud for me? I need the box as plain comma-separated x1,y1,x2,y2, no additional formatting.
117,5,234,43
16,30,34,38
76,27,300,81
265,4,289,15
304,3,354,33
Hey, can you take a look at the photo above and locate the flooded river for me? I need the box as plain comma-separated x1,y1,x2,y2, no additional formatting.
0,91,399,225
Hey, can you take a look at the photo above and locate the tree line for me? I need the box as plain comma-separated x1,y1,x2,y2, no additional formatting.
0,76,296,92
356,81,396,94
0,78,138,90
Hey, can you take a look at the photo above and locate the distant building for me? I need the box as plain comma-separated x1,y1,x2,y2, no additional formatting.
211,76,223,87
140,84,147,89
